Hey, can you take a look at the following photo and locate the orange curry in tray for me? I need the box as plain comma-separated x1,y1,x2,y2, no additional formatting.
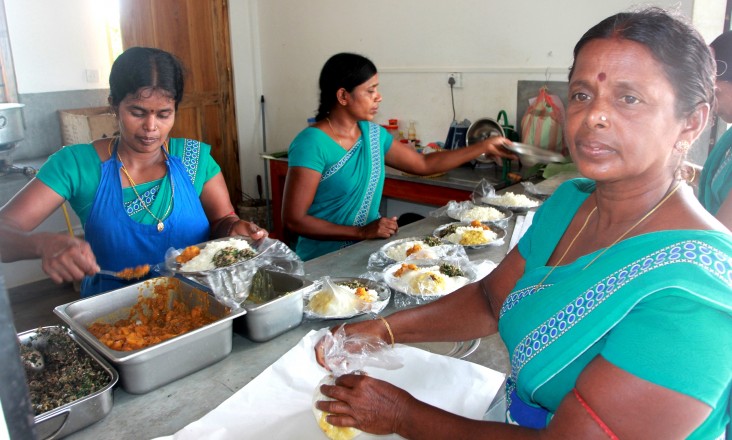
87,278,220,351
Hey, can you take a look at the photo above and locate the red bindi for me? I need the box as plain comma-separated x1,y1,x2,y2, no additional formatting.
598,72,606,81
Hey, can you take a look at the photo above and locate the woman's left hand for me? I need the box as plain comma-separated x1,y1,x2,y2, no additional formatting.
229,219,268,240
316,374,413,436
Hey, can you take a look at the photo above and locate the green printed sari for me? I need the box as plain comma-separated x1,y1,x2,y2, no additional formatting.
499,179,732,439
288,121,392,260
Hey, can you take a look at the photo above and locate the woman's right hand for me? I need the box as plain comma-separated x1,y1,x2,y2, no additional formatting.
37,233,99,284
360,216,398,240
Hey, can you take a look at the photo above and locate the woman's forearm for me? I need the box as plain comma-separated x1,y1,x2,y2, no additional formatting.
349,282,498,345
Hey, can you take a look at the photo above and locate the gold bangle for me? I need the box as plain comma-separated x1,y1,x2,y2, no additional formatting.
376,316,395,348
689,166,696,183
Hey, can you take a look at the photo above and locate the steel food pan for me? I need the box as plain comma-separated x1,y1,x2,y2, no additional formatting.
234,269,314,342
54,277,245,394
18,326,118,440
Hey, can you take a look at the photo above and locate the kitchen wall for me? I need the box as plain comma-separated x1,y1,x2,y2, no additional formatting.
245,0,709,155
0,0,724,287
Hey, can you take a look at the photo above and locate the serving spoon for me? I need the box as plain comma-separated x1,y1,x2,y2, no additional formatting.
97,264,151,280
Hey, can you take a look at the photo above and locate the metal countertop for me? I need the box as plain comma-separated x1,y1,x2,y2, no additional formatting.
66,189,526,439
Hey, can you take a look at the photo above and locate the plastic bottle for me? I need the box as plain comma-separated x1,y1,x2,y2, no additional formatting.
408,120,417,141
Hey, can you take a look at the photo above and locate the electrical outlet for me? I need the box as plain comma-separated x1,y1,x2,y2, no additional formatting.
447,72,463,88
85,69,100,83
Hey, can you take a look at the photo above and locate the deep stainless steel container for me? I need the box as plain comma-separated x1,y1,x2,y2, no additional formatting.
54,277,246,394
0,103,25,148
234,269,314,342
18,326,118,440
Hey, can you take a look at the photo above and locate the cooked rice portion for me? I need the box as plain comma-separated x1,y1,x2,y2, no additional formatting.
487,192,539,208
461,206,505,222
180,238,255,271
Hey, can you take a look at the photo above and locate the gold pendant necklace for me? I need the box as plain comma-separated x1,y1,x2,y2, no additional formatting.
326,117,345,147
537,182,681,288
112,138,174,232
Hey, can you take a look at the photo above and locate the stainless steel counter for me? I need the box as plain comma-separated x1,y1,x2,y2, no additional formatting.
67,203,520,439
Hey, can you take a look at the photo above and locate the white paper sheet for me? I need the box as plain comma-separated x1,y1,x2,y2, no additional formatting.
508,211,534,252
153,330,505,440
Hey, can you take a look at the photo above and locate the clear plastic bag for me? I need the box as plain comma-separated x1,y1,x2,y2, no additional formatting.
366,235,469,272
303,275,391,320
162,236,303,308
318,325,403,377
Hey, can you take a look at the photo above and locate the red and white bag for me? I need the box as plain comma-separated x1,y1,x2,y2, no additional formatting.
520,87,565,155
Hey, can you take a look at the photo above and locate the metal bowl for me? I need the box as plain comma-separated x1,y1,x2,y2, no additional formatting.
466,118,504,145
504,142,565,167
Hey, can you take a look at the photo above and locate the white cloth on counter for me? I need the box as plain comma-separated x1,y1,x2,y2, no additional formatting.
153,330,505,440
508,211,535,253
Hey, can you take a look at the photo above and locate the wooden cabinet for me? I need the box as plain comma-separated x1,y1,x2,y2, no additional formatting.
267,159,472,240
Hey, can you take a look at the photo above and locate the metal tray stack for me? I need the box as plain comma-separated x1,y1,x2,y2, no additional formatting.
18,326,118,439
54,277,246,394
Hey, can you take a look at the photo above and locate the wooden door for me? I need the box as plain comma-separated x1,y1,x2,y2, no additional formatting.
119,0,241,204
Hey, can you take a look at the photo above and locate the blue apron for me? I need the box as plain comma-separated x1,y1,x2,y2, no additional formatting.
81,144,210,296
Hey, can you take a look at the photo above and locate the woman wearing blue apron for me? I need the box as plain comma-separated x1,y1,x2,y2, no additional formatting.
0,47,266,296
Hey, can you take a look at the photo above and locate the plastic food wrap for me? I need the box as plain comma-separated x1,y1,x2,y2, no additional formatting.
377,253,487,307
367,236,468,272
430,200,512,227
303,276,390,320
163,236,303,308
314,326,403,440
470,179,542,212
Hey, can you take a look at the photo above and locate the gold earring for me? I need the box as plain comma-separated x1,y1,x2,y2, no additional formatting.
675,140,691,153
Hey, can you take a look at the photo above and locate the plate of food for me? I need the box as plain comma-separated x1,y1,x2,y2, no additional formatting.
433,221,506,249
383,260,472,298
478,191,542,212
377,236,457,262
165,236,276,306
446,202,513,226
303,277,391,319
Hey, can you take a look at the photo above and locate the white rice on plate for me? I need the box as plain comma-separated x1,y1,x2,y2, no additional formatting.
486,192,539,208
461,206,505,222
384,240,438,261
444,226,498,246
387,264,469,296
179,238,255,272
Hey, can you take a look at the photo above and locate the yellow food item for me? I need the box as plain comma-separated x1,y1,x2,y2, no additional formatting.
176,246,201,264
394,263,418,277
460,229,491,245
405,243,422,257
316,411,361,440
313,375,362,440
87,278,219,351
409,271,447,295
115,264,150,280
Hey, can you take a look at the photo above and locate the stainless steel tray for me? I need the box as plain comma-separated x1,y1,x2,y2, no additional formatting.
18,326,118,440
234,269,314,342
54,277,245,394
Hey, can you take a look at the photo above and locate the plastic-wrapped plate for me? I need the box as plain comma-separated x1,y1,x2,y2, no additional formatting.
303,277,391,319
433,222,506,249
383,260,472,298
377,237,455,263
446,202,513,226
478,192,543,213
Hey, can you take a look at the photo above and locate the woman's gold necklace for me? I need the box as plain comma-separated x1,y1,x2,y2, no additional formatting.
326,117,345,147
536,182,681,288
110,138,174,232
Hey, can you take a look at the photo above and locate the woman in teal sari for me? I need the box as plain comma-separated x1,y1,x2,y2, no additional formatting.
697,31,732,229
284,53,515,260
313,9,732,439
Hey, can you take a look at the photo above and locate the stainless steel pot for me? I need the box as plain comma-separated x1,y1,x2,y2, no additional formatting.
0,103,25,149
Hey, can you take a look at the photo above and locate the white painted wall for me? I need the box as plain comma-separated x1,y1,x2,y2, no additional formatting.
245,0,694,160
5,0,116,93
